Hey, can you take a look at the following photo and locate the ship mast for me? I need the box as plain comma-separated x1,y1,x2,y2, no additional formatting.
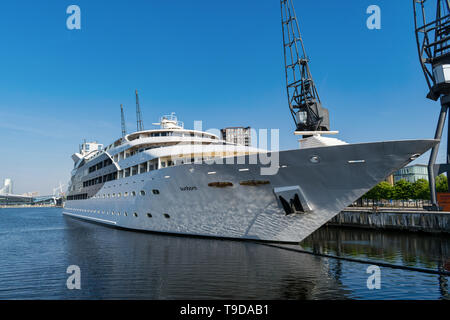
280,0,330,135
135,89,144,132
120,104,127,138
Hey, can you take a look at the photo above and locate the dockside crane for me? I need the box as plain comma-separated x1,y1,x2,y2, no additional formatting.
414,0,450,210
135,89,144,132
280,0,332,136
120,104,127,138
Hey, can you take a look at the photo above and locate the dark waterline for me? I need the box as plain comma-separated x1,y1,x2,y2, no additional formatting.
0,207,448,299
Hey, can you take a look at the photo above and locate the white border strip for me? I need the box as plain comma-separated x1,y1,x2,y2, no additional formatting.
63,211,117,225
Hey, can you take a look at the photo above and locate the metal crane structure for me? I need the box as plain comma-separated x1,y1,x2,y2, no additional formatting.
120,104,127,138
135,89,144,132
280,0,332,136
53,182,65,197
414,0,450,210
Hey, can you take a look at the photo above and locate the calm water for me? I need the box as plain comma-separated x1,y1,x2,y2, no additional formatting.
0,207,448,300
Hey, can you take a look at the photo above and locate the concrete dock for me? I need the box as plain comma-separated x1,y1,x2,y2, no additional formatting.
327,208,450,234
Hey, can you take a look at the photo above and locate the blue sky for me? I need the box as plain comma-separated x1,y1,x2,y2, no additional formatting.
0,0,445,195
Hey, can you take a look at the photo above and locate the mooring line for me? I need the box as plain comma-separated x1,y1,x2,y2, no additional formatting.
256,242,450,276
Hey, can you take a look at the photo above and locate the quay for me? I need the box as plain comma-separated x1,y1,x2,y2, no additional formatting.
328,208,450,234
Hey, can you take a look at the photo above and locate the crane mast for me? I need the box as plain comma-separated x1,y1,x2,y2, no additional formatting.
414,0,450,209
280,0,330,133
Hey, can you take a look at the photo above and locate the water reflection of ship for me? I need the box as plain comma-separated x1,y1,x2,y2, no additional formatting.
302,227,449,269
62,218,349,299
301,226,449,299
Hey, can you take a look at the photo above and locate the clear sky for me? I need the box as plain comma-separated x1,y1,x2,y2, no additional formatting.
0,0,446,195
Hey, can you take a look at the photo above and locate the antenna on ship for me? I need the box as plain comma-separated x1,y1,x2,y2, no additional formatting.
135,89,144,132
414,0,450,210
120,104,127,138
280,0,335,137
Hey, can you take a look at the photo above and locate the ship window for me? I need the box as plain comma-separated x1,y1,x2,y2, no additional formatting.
140,190,146,196
132,165,138,176
125,168,130,177
124,192,128,197
124,212,128,216
161,161,166,168
117,193,121,197
164,214,170,219
132,191,136,196
152,189,160,195
140,163,147,173
133,212,138,217
112,193,115,197
147,213,152,218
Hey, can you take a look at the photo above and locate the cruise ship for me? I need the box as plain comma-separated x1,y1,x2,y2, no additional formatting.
63,113,437,243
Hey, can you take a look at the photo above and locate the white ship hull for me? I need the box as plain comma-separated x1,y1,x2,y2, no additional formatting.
64,139,436,243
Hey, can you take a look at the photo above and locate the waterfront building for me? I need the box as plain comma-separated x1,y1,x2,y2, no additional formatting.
393,164,428,183
0,178,13,195
220,127,251,146
384,175,394,186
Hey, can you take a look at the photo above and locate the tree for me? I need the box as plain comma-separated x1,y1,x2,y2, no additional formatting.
436,174,448,193
363,181,393,205
412,179,430,200
363,175,448,207
393,179,413,200
365,183,382,201
378,181,393,200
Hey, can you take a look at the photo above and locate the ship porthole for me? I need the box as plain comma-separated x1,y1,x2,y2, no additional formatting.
133,212,138,217
164,213,170,219
140,190,146,196
147,213,152,218
309,155,320,164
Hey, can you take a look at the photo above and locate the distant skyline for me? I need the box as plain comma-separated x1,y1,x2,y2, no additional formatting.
0,0,447,195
